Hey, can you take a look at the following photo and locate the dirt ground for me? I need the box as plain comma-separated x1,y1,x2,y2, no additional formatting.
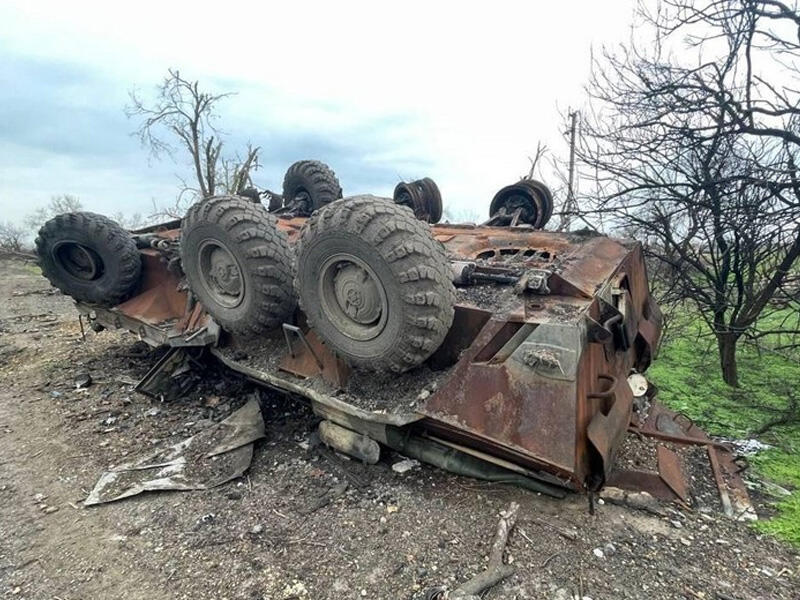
0,256,798,600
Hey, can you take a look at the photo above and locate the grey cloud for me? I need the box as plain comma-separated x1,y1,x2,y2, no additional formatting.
1,53,433,222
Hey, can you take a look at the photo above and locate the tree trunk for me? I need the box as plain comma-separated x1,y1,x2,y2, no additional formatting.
717,333,739,387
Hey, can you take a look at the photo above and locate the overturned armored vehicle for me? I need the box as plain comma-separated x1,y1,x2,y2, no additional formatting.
35,161,747,507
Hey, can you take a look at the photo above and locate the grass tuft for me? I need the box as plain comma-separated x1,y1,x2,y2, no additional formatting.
648,309,800,546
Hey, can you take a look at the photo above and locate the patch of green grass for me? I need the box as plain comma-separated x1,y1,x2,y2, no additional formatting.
648,309,800,546
23,262,41,276
753,493,800,542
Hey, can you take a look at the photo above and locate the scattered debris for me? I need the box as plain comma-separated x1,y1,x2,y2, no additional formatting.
84,397,264,505
74,373,92,389
392,458,420,474
730,438,773,455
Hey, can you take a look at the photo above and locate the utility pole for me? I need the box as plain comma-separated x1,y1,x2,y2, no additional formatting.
561,110,578,231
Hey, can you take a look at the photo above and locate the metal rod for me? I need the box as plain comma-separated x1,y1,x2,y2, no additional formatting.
184,326,208,342
78,314,86,342
628,426,730,450
282,324,324,369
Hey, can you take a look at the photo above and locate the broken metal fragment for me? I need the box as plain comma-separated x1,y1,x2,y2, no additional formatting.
84,397,264,505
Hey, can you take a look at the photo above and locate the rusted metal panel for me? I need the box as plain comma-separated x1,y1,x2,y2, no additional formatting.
278,328,351,389
657,445,689,503
605,469,682,501
116,250,186,325
420,317,580,479
586,373,634,483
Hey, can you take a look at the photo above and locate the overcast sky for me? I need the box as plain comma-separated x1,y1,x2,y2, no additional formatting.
0,1,637,227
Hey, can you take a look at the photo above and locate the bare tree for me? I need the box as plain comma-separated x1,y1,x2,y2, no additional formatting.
219,143,261,196
127,69,260,204
0,221,27,252
574,0,800,386
24,195,83,231
112,211,145,230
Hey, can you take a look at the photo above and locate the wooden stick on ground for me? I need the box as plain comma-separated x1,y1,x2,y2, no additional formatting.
441,501,520,600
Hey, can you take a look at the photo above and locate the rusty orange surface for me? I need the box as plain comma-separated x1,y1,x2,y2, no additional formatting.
111,217,663,490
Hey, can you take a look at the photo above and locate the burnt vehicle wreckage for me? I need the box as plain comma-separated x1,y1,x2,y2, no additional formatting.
35,159,752,516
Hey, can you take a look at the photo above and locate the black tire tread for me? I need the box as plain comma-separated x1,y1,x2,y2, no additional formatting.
35,212,141,305
295,195,455,372
181,195,295,335
282,160,343,210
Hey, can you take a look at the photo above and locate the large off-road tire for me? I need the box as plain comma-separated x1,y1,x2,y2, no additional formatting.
282,160,343,214
180,196,295,335
295,196,455,373
489,179,553,229
35,212,141,305
393,177,443,224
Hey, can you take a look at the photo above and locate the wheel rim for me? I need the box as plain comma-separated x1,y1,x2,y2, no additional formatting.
198,239,245,309
53,241,103,281
288,189,312,214
318,253,389,342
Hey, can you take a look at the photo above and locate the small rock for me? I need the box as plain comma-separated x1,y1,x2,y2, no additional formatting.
670,520,683,529
603,542,617,557
146,407,160,417
392,459,420,474
680,537,692,546
625,491,664,515
599,486,626,503
592,547,604,559
74,373,92,389
386,505,399,514
552,588,575,600
281,581,307,598
203,395,221,407
50,391,62,398
43,506,59,514
417,389,431,401
250,524,263,535
32,493,47,503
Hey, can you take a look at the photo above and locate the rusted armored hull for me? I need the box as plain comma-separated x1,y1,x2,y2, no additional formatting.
78,220,666,494
417,229,662,490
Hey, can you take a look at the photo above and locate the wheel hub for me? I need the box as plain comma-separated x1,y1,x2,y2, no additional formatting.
198,240,244,308
54,241,102,281
333,264,382,324
319,253,389,342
